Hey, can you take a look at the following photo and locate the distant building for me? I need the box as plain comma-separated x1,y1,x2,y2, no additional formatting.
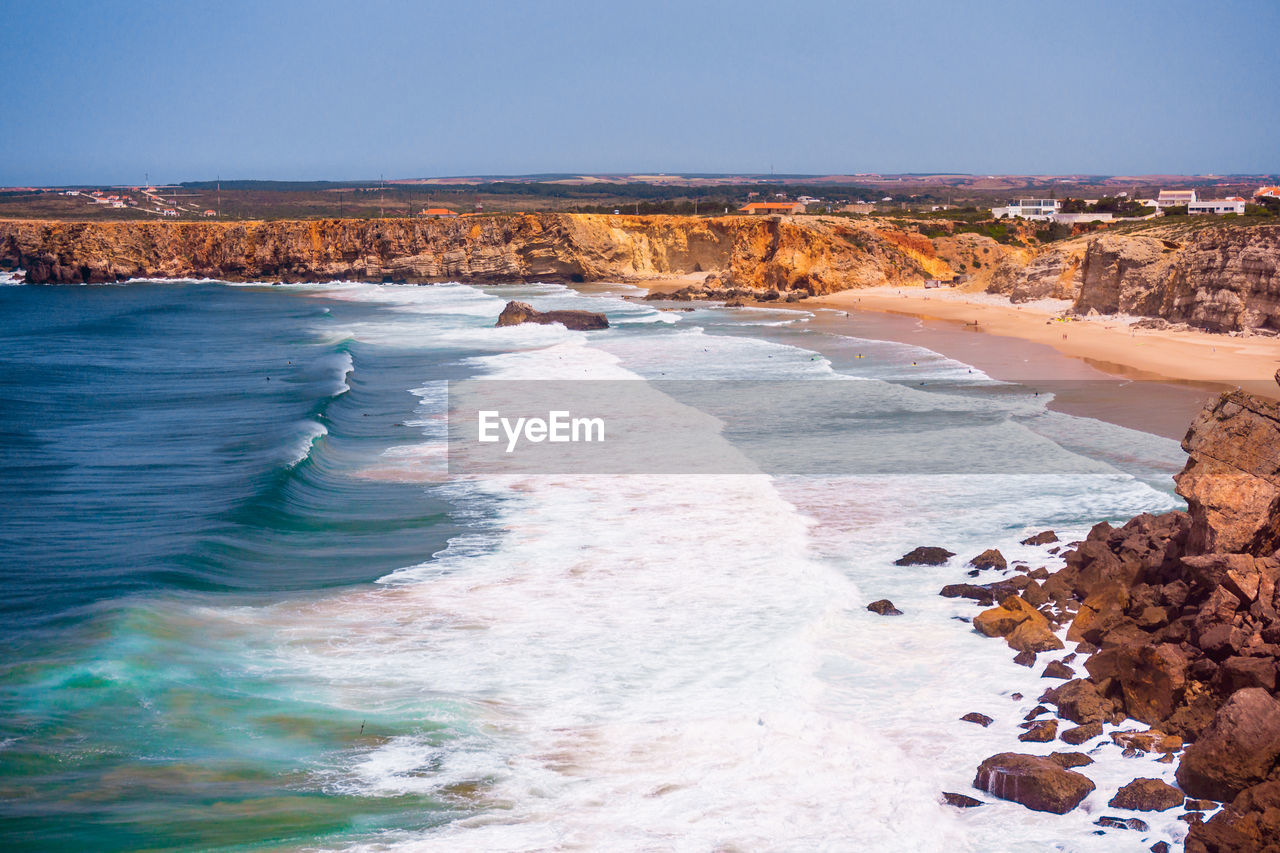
418,208,458,218
1051,212,1114,225
1188,198,1245,215
841,203,876,215
202,209,217,217
1255,186,1280,201
738,202,806,215
1156,189,1197,209
160,208,178,217
991,199,1062,221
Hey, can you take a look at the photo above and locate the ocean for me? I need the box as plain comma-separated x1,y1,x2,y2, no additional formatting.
1,278,1195,851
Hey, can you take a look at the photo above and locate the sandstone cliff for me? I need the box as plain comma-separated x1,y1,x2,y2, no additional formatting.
0,214,952,294
986,225,1280,330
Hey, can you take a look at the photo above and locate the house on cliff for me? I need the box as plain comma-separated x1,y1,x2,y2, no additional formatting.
991,199,1061,221
1188,197,1246,215
738,202,806,215
1156,189,1197,209
418,208,458,218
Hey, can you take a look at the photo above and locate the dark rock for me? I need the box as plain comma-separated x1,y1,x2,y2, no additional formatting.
866,599,902,616
1061,722,1104,745
1043,678,1116,725
961,712,994,727
1214,655,1277,693
495,301,609,330
1049,751,1094,768
1110,729,1183,753
1013,650,1036,667
1023,705,1050,721
1184,798,1218,811
1184,781,1280,853
941,792,983,808
1151,842,1171,853
939,583,995,606
895,546,955,566
1043,660,1074,679
1176,688,1280,801
973,753,1095,814
1022,530,1060,546
1095,816,1149,831
1019,720,1058,742
1109,778,1185,811
970,549,1008,570
1084,642,1189,725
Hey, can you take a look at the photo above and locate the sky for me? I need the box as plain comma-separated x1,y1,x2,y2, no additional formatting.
2,0,1278,185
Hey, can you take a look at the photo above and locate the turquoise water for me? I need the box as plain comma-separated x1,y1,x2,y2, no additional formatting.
1,279,1192,852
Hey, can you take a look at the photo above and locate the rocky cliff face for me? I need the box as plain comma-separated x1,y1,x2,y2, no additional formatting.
0,214,953,294
956,388,1280,850
988,225,1280,330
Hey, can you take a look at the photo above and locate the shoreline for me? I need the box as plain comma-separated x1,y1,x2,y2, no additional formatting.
805,285,1280,402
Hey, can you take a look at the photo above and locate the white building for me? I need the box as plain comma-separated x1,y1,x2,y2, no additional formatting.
1156,189,1197,209
1188,198,1246,215
1051,212,1114,225
991,199,1062,221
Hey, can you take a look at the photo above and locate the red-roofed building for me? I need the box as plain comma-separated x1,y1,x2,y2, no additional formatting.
1255,186,1280,201
418,208,458,218
738,201,806,215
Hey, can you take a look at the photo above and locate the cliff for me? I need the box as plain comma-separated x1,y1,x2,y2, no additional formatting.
955,387,1280,849
986,225,1280,331
0,214,953,294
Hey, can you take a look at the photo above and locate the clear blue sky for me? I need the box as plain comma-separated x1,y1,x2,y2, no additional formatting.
3,0,1277,185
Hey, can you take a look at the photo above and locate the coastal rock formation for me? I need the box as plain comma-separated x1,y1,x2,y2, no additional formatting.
0,214,954,295
973,753,1095,813
1176,688,1280,801
987,224,1280,331
1108,778,1185,811
495,300,609,330
896,546,955,566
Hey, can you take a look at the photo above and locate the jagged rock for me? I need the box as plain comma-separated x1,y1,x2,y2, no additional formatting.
1084,643,1189,725
1109,778,1185,811
1110,730,1183,753
1185,780,1280,853
895,546,955,566
1022,530,1060,546
866,599,902,616
970,549,1008,570
1095,816,1150,831
1049,751,1094,769
1061,722,1104,744
1019,720,1058,742
495,301,609,330
973,753,1095,814
1185,798,1218,811
960,712,993,727
1043,678,1116,725
939,583,995,606
1013,650,1036,667
1214,655,1278,693
1176,391,1280,555
1176,688,1280,801
1043,660,1074,679
1024,705,1051,720
941,792,983,808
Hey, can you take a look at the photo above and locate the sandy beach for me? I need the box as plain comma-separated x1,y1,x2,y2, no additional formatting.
807,285,1280,401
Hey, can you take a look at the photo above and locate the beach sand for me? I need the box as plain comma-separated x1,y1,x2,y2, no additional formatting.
808,285,1280,401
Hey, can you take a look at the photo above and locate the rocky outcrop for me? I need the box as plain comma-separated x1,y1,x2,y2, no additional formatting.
983,225,1280,331
895,546,954,566
1109,778,1185,811
973,753,1095,813
1177,688,1280,801
0,214,954,294
495,301,608,330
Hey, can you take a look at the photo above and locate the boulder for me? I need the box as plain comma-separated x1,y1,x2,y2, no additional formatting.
1049,751,1094,768
1110,729,1183,754
1185,780,1280,853
1019,720,1057,742
1043,660,1074,679
973,753,1095,814
970,549,1008,570
1022,530,1060,546
941,792,983,808
1066,583,1130,645
495,301,609,330
1007,617,1065,654
1043,678,1115,725
1175,391,1280,556
1084,643,1189,725
939,583,995,606
1176,688,1280,801
895,546,954,566
960,712,993,727
1214,655,1278,694
1095,816,1149,831
974,595,1050,641
1061,722,1103,745
1109,778,1185,811
866,599,903,616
